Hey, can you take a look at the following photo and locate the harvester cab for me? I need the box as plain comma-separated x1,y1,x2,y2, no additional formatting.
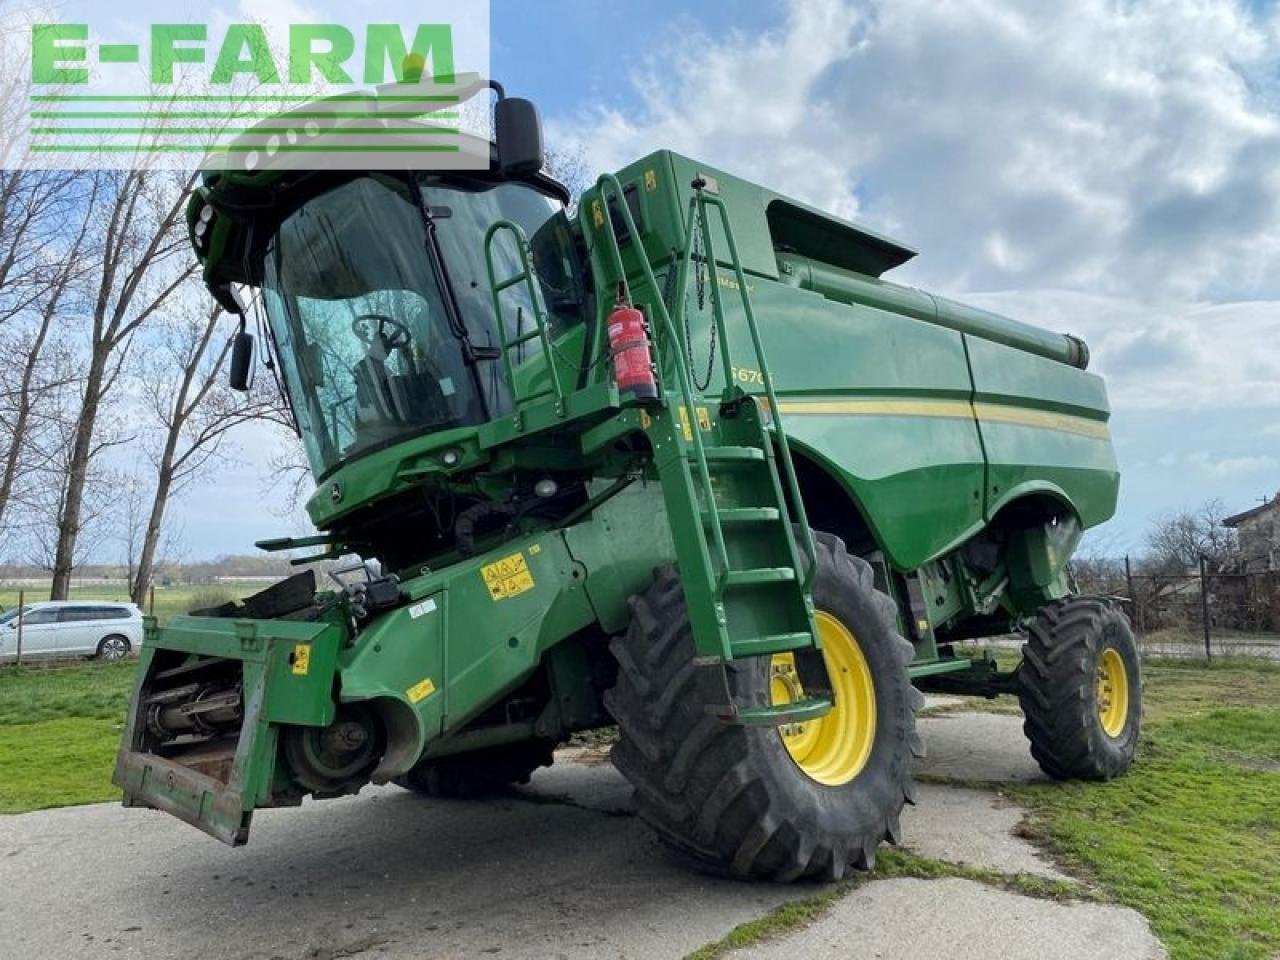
115,78,1139,881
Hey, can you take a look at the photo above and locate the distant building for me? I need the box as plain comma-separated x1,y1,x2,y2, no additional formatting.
1224,492,1280,573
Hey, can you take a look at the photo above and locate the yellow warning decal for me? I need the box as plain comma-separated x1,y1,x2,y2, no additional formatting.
291,643,311,676
643,169,658,191
591,199,605,228
407,677,436,704
481,551,536,601
678,406,712,441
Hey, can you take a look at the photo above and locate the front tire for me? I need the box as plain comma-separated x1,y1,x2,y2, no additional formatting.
1018,597,1141,780
605,532,921,881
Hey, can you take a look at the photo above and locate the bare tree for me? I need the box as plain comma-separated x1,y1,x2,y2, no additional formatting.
0,172,99,535
48,169,197,599
1142,499,1240,575
127,303,275,603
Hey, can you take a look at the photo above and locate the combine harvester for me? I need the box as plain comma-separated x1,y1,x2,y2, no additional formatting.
115,79,1138,881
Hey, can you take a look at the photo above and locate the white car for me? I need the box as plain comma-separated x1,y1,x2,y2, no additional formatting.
0,601,144,661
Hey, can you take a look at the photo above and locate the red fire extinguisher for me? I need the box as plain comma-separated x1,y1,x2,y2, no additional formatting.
608,291,658,401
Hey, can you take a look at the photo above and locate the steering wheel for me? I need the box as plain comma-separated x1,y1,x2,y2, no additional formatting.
351,314,413,350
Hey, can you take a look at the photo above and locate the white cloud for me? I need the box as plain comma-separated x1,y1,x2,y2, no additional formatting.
552,0,1280,419
1207,454,1279,477
558,0,1280,299
1147,449,1278,478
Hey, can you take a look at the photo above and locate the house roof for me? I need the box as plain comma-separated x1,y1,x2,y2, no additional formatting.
1224,495,1280,527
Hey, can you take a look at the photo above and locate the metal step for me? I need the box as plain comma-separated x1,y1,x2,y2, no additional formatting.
701,507,781,526
723,567,797,588
692,446,765,463
710,696,833,726
728,631,813,658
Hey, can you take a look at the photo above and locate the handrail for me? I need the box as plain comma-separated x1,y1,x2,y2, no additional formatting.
693,189,818,591
592,173,818,599
593,173,733,593
483,220,566,413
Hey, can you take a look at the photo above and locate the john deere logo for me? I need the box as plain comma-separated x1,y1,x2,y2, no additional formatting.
330,482,343,504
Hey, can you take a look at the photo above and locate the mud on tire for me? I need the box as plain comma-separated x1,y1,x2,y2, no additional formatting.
605,531,922,881
1018,596,1141,781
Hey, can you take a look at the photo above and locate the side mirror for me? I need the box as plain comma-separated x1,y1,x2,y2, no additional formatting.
229,331,255,392
495,97,544,178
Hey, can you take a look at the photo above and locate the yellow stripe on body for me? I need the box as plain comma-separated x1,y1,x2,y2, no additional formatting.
773,398,1109,440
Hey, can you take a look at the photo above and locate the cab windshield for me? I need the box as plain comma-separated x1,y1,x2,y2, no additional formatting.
263,173,584,478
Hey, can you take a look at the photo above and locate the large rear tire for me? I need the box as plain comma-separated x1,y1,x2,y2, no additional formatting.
396,739,555,798
605,532,921,881
1018,596,1141,780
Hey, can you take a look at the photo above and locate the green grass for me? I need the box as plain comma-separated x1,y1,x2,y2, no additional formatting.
0,660,136,725
685,882,856,960
0,661,137,814
685,850,1084,960
1007,659,1280,960
0,717,125,812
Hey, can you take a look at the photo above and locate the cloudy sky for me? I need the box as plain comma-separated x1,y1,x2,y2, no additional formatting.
168,0,1280,558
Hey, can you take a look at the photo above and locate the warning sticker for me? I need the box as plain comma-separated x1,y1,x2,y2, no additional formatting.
408,598,438,619
291,643,311,676
678,405,713,441
481,552,536,601
407,677,436,704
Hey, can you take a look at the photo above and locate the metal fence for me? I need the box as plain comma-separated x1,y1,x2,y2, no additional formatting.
1075,560,1280,661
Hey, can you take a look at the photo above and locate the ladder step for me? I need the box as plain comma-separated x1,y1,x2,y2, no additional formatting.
724,567,796,588
711,697,832,727
494,272,530,292
701,507,781,526
692,446,765,463
729,631,813,658
506,328,542,347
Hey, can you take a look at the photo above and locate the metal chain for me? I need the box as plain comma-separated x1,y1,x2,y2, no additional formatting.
684,226,718,393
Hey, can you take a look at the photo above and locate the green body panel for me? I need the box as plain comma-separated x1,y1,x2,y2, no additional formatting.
966,336,1118,527
747,281,988,570
335,528,600,772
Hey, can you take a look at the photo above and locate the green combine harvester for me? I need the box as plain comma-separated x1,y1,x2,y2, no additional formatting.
114,82,1140,881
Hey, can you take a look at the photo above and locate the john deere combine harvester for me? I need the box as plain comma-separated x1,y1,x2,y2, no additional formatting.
115,83,1140,881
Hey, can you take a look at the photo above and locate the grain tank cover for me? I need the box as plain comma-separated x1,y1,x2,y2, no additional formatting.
766,197,916,278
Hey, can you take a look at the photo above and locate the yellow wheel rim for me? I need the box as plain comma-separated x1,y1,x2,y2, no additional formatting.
1096,647,1129,738
770,611,876,786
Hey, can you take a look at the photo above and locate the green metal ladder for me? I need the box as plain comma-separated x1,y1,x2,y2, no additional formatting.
483,221,567,417
594,173,831,726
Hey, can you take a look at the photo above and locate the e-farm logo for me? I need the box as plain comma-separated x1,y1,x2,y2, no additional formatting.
15,3,490,171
